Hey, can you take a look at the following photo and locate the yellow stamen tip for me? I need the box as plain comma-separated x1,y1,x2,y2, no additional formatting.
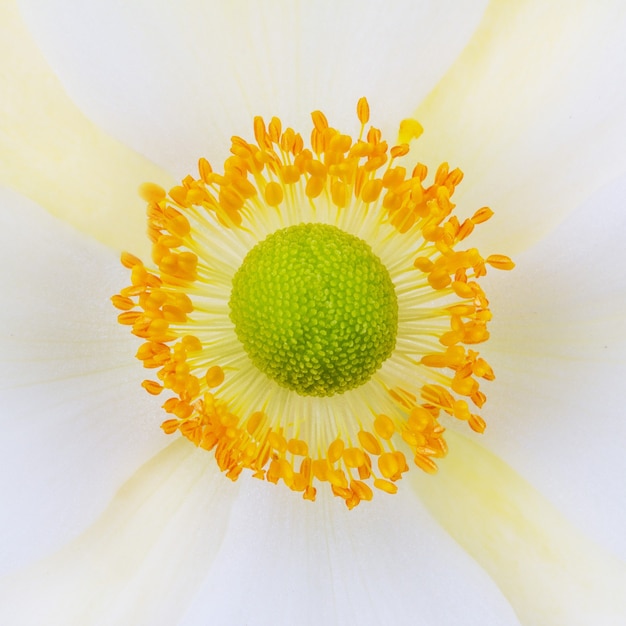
138,182,166,203
205,366,225,388
398,118,424,144
357,97,370,125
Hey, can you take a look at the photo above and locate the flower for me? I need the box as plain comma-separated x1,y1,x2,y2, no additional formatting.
1,1,626,625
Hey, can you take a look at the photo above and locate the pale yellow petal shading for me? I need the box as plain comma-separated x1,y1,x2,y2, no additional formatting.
411,0,626,255
15,0,489,177
478,175,626,559
0,439,238,626
0,187,170,570
411,430,626,626
0,0,173,256
181,477,521,625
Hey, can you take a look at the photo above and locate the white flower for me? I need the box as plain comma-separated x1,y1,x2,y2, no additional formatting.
1,1,626,625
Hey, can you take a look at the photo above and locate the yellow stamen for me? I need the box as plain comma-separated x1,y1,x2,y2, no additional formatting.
113,98,513,508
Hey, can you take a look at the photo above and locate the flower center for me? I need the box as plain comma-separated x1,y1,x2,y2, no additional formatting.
229,223,398,397
113,97,516,508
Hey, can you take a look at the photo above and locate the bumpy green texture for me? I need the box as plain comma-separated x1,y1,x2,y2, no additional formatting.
229,223,398,396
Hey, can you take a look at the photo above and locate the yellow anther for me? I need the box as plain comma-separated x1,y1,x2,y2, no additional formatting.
414,454,438,474
141,380,163,395
331,180,348,208
428,269,452,290
413,257,434,272
421,384,454,410
139,182,166,203
181,335,202,352
280,128,296,153
305,159,327,177
401,427,424,447
361,179,383,203
280,165,300,184
398,118,423,144
469,413,487,433
378,452,400,479
473,357,495,380
312,459,332,482
111,294,135,311
173,401,193,419
472,206,493,223
486,254,516,270
268,431,288,453
253,116,268,147
169,186,189,207
366,126,382,145
161,419,180,435
311,110,329,132
329,469,348,489
219,185,244,213
246,411,265,435
374,414,395,439
390,144,410,159
328,439,345,464
358,430,383,455
121,251,143,269
231,175,257,199
328,133,352,153
117,311,142,325
373,478,398,494
287,439,309,456
268,117,282,143
170,293,193,313
351,479,373,501
278,459,294,487
382,167,406,189
408,406,433,431
451,281,475,298
420,353,450,368
305,175,325,199
357,97,370,125
162,305,187,323
264,181,284,206
454,399,471,421
206,366,225,388
343,447,366,468
349,142,373,158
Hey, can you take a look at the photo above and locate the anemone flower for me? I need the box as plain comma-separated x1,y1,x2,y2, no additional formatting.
2,1,626,625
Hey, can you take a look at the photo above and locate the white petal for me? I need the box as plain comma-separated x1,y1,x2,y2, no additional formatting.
478,172,626,561
179,479,520,626
0,0,173,256
412,0,626,254
410,431,626,626
17,0,488,177
0,440,238,626
0,187,169,573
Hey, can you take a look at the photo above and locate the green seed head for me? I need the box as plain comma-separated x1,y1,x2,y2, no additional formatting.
229,223,398,397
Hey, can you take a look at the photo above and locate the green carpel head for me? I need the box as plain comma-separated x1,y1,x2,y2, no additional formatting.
229,223,398,396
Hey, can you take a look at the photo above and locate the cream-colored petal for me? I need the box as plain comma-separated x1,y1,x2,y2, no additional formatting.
0,440,238,626
179,479,521,626
0,187,168,573
412,0,626,255
17,0,488,177
411,431,626,626
0,0,173,256
479,172,626,561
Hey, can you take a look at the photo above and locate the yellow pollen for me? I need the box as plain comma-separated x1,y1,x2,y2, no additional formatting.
113,98,514,508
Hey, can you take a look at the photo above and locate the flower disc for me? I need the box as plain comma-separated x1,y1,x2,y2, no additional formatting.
113,97,515,508
229,223,398,396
